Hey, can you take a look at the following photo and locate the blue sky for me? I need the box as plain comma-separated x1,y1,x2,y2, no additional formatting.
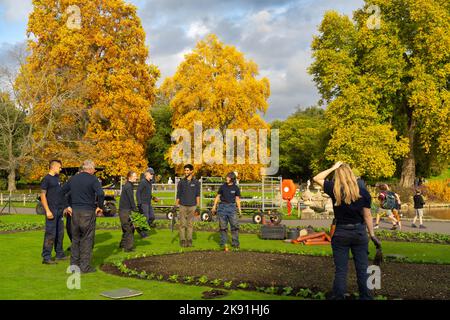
0,0,364,120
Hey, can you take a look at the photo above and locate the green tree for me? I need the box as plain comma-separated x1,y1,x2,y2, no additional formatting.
309,0,450,185
147,99,174,180
271,106,329,180
0,92,31,191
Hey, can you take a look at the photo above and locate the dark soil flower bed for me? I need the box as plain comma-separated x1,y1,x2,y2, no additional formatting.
102,251,450,300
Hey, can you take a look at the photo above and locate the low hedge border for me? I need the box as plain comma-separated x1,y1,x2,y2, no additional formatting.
1,219,449,244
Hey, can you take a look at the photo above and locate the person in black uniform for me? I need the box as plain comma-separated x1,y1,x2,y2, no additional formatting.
211,172,242,249
136,167,157,238
61,160,104,273
119,171,138,252
313,161,381,300
176,164,201,247
41,160,67,264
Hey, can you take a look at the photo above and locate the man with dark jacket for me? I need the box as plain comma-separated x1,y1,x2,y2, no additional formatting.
40,160,67,264
119,171,138,251
62,160,104,273
136,168,157,238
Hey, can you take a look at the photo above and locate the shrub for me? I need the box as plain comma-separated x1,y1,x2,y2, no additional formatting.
424,180,450,202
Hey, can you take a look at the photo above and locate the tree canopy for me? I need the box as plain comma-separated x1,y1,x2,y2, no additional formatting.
17,0,159,178
161,34,271,180
309,0,449,184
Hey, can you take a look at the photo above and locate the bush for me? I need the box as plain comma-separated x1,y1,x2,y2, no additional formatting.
424,180,450,202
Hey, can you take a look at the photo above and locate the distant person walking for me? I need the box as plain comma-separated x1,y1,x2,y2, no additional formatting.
374,184,400,230
61,160,104,273
412,190,426,229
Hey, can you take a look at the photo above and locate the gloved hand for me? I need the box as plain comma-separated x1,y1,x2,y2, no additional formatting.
371,235,382,249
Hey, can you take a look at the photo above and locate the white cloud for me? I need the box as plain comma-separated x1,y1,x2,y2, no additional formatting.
187,21,210,39
0,0,32,22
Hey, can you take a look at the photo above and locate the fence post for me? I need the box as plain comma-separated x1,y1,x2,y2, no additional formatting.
23,194,26,206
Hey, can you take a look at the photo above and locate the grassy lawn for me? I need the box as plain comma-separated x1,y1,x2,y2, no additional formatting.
429,168,450,181
1,212,449,300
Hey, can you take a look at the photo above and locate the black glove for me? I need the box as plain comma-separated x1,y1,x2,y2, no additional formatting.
371,235,382,249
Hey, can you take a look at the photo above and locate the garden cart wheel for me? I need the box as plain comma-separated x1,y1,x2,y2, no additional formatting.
166,211,175,220
35,202,45,215
252,213,263,224
269,211,282,225
103,202,117,217
201,210,213,222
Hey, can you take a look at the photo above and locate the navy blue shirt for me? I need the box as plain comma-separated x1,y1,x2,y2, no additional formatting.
176,178,200,206
136,179,152,205
323,180,371,225
218,183,241,203
40,174,64,209
61,172,105,211
120,181,138,211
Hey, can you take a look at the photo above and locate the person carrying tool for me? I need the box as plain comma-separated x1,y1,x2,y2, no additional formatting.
313,161,381,300
176,164,200,247
119,171,139,252
211,172,242,250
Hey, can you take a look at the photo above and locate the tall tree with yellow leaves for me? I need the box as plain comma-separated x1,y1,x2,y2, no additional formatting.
17,0,159,178
161,34,271,180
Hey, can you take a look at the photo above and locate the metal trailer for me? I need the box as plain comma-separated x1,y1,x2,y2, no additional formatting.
152,176,283,225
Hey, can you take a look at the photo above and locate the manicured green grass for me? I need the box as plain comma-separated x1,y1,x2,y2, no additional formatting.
1,221,449,300
429,168,450,181
0,229,301,300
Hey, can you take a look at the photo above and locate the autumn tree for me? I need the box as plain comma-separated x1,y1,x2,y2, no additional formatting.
17,0,159,179
310,0,449,185
161,34,271,180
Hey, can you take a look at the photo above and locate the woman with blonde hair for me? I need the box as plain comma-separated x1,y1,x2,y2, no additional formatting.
313,161,381,300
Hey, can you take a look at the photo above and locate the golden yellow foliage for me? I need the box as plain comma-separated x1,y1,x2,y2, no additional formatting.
161,34,271,180
17,0,159,179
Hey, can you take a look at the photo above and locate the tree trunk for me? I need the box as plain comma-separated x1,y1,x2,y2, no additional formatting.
8,170,17,192
399,117,415,188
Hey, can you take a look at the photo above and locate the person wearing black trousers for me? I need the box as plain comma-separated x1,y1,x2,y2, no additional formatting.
41,160,67,264
119,171,139,252
136,168,158,238
314,161,381,300
61,160,105,274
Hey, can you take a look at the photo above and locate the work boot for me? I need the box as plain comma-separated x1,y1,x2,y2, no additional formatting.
186,240,193,247
180,240,187,247
419,225,426,229
411,223,417,228
81,266,97,274
55,255,69,261
42,259,57,265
